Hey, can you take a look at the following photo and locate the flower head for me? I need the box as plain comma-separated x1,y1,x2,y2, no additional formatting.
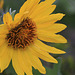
0,0,67,75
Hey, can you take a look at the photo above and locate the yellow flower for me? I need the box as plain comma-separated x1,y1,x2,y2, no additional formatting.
0,0,67,75
0,0,4,9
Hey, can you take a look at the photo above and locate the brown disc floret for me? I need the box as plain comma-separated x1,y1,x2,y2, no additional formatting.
6,18,37,49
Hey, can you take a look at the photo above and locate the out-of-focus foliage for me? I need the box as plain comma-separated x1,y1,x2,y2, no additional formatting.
54,0,75,28
2,61,17,75
4,0,26,13
0,0,4,9
45,58,62,75
50,43,69,51
50,43,69,58
61,56,75,75
0,16,2,24
32,68,41,75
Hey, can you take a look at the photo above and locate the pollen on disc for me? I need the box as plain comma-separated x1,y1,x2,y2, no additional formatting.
6,18,37,49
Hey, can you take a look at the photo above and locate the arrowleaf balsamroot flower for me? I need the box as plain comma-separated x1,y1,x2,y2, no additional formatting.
0,0,67,75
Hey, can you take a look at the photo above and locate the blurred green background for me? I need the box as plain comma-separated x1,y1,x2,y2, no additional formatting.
0,0,75,75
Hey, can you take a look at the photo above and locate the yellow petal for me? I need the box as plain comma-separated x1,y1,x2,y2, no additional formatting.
36,22,53,29
34,13,65,25
0,24,8,47
14,12,27,20
38,30,67,43
0,42,7,56
11,18,21,28
0,39,5,47
3,12,13,27
34,40,66,54
13,11,30,28
25,0,40,12
20,0,40,14
18,50,33,75
14,11,29,21
38,23,67,33
0,32,6,47
0,24,9,35
30,0,56,18
0,35,6,39
21,49,31,64
27,49,46,74
28,0,40,16
7,46,14,59
46,0,56,4
0,45,11,73
29,45,58,63
12,50,24,75
19,0,30,13
14,13,22,21
30,4,56,18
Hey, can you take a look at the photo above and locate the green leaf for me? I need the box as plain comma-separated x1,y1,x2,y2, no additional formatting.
45,58,62,75
32,67,41,75
0,16,2,24
3,61,17,75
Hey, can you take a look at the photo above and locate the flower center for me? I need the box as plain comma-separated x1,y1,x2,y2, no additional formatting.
6,18,37,49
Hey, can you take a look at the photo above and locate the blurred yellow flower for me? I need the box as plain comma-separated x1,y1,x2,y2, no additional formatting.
0,0,67,75
0,0,4,9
